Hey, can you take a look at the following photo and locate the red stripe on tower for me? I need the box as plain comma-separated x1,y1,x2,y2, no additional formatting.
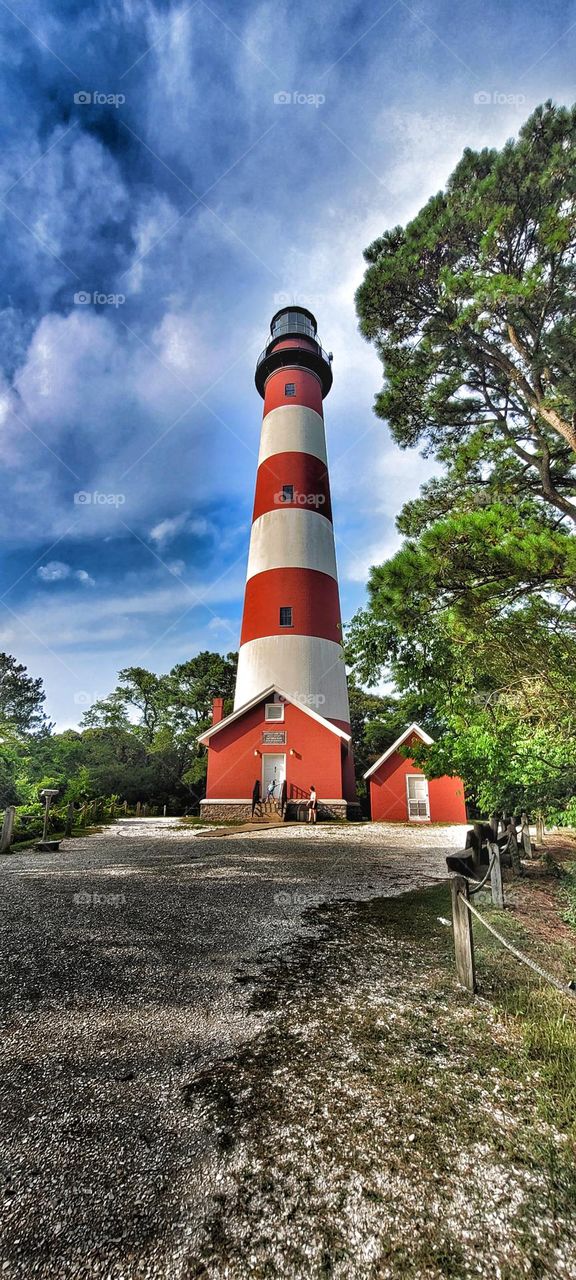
240,568,341,645
252,453,332,522
263,365,324,415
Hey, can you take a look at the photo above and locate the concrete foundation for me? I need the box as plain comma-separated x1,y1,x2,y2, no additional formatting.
199,799,362,823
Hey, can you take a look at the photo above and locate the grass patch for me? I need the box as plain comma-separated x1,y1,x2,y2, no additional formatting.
466,880,576,1139
6,822,108,851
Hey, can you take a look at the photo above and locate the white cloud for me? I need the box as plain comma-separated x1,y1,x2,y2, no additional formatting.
149,513,214,547
37,561,96,586
342,529,403,584
151,312,210,379
149,512,190,546
2,571,245,654
37,560,70,582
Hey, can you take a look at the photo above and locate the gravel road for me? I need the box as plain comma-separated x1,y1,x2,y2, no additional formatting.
0,818,466,1278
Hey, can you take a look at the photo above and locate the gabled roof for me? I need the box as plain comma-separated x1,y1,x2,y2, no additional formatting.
363,722,434,780
198,685,351,745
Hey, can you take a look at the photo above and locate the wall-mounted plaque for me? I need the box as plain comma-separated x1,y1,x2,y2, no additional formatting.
262,731,286,745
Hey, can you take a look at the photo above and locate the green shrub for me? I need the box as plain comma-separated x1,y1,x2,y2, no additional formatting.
546,796,576,828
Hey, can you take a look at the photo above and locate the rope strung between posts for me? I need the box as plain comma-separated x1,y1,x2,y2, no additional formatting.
462,854,495,895
458,892,576,998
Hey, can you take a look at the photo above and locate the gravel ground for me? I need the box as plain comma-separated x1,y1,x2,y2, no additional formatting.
0,818,466,1279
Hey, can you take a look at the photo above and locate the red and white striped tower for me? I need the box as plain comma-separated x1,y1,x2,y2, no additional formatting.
235,306,355,795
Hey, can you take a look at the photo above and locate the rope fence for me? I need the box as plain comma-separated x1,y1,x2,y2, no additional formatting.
458,888,576,998
448,819,576,998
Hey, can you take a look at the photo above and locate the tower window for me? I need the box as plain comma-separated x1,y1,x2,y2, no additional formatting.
284,382,296,397
281,484,294,503
279,606,293,627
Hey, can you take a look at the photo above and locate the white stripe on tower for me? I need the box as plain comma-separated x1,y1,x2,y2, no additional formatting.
235,635,349,718
258,405,327,465
246,509,337,581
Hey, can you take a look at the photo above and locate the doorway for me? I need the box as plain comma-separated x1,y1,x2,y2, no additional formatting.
262,753,286,803
406,773,430,821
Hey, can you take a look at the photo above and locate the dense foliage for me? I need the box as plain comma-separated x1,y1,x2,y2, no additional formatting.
352,101,576,819
0,651,237,823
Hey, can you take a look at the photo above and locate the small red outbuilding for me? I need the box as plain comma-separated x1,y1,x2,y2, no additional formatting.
364,723,467,824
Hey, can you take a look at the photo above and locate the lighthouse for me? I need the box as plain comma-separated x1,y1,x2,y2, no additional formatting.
199,306,358,821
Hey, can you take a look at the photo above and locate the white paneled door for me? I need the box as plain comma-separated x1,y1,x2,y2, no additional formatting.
406,774,430,821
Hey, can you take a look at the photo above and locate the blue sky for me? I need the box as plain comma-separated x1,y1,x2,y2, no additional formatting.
0,0,575,727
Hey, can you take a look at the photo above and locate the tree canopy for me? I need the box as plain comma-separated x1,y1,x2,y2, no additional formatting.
352,101,576,818
356,100,576,527
0,652,48,735
0,650,238,814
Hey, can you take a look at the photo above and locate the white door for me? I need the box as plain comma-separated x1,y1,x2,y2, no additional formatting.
406,774,430,821
262,753,286,801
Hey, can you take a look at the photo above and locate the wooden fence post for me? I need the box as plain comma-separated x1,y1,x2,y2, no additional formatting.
136,801,141,816
536,810,545,847
451,875,476,993
506,820,523,876
471,823,485,875
123,800,128,816
488,841,504,909
65,802,75,838
0,806,15,854
520,812,533,858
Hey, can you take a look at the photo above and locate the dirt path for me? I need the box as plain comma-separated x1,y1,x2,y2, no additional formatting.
0,818,466,1279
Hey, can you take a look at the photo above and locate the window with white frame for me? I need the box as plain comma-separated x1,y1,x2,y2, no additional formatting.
265,703,284,722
